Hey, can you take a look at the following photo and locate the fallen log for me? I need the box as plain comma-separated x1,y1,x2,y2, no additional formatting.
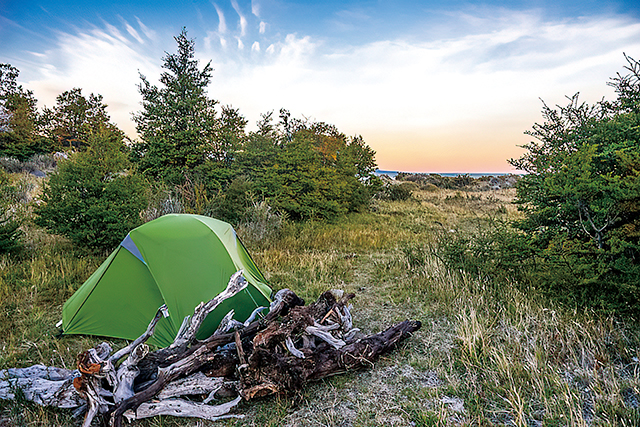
0,272,421,426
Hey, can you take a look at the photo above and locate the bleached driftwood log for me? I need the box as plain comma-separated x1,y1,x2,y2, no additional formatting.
0,274,421,427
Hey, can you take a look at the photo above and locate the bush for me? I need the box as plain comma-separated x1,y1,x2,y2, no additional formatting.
0,154,57,175
379,182,414,201
0,215,22,254
508,55,640,314
236,200,285,246
140,184,184,223
35,128,148,252
433,216,536,287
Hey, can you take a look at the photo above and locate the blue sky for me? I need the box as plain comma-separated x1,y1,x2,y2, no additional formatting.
2,0,640,172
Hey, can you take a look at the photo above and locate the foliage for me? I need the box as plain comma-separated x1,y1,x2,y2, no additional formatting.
132,30,379,223
3,187,640,426
0,64,42,161
236,200,285,246
236,116,380,221
39,88,121,151
0,100,10,133
397,172,474,189
509,54,640,313
34,128,148,253
132,29,220,183
379,182,414,201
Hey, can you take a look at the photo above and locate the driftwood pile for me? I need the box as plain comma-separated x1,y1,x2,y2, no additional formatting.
0,271,421,426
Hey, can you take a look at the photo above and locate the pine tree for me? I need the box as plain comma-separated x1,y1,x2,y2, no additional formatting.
133,29,220,184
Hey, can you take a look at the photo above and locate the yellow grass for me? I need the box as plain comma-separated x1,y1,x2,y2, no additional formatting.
1,186,639,426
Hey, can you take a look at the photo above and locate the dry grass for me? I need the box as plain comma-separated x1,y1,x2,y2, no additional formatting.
1,186,639,426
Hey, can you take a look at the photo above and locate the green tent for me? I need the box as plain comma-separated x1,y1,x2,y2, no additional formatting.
61,214,272,347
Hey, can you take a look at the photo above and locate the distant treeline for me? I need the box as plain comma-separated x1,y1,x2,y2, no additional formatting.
395,172,520,190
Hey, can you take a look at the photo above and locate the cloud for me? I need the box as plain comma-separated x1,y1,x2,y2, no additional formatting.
231,0,248,37
24,24,162,136
259,21,267,34
206,12,640,171
121,18,144,44
251,0,260,17
135,17,156,41
212,3,227,34
251,41,260,52
330,8,371,32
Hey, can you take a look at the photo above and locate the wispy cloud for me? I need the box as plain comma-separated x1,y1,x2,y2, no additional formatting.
121,17,144,44
135,16,156,41
330,8,371,32
212,3,227,34
207,11,640,171
231,0,248,37
251,0,260,17
25,24,162,136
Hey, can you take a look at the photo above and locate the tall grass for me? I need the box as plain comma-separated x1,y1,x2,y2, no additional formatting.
1,186,639,426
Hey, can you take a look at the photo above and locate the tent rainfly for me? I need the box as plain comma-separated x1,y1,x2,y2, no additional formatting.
61,214,272,347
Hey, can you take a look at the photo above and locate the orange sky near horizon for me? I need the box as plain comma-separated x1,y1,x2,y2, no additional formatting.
364,120,530,173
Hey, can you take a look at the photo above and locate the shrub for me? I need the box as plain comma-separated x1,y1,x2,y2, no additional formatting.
379,182,414,201
433,216,536,287
236,200,285,246
35,128,148,252
0,215,22,254
508,55,640,314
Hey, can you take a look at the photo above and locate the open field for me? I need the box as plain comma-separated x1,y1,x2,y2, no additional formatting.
1,186,639,426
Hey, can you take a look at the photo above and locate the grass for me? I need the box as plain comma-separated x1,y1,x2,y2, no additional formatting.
1,187,639,426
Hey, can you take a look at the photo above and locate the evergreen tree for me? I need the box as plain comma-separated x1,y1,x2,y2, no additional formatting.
133,29,220,183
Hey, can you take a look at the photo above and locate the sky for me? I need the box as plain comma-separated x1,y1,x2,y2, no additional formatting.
1,0,640,173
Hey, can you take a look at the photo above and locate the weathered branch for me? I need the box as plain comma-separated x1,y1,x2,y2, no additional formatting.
170,270,248,351
109,305,167,365
1,285,420,427
123,396,243,422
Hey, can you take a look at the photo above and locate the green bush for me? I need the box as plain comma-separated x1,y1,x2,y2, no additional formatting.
433,216,535,286
507,56,640,314
35,128,148,253
0,216,21,254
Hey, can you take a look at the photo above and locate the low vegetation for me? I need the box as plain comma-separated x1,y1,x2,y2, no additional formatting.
1,184,639,426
